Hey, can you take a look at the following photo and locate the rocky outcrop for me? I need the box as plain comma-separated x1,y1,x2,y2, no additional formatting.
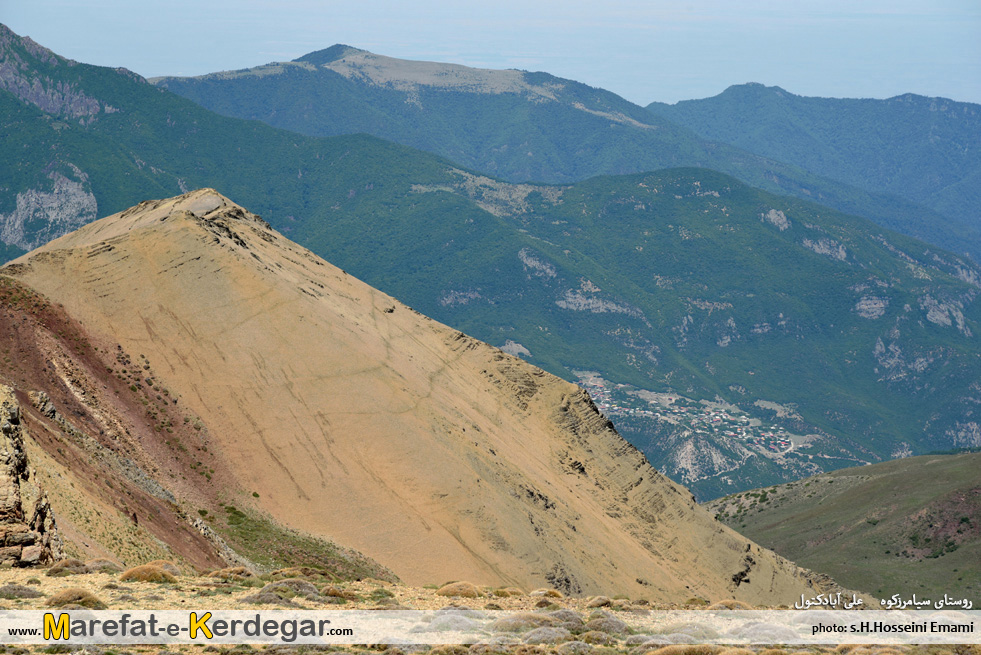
0,165,98,252
0,385,59,566
0,25,106,120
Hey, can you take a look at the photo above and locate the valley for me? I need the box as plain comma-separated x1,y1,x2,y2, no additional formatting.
575,372,872,501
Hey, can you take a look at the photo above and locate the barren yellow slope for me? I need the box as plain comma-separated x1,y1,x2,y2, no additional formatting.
6,189,832,602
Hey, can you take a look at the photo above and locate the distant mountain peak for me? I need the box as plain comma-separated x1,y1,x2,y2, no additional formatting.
0,22,65,67
722,82,792,97
293,44,367,66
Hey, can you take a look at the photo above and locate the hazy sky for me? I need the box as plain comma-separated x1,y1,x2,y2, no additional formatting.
2,0,979,105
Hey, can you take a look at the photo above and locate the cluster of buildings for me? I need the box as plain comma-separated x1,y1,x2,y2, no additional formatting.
576,373,794,454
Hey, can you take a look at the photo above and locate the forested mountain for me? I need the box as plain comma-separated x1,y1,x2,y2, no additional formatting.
150,45,977,261
648,84,981,262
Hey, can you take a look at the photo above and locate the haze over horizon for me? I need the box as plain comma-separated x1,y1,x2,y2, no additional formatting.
2,0,979,106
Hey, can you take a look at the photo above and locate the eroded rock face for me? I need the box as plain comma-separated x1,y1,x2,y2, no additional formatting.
0,165,98,252
0,384,59,566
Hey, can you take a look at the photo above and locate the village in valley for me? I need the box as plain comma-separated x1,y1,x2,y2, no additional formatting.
574,371,797,455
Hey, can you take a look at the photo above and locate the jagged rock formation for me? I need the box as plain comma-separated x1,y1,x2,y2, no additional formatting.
0,385,59,565
4,189,845,602
0,24,114,120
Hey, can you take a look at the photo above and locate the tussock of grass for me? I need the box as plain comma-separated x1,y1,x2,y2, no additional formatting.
490,613,560,632
430,647,470,655
207,566,254,581
322,584,360,600
45,559,88,577
0,584,44,599
45,588,107,609
84,558,123,573
258,578,319,599
580,630,614,645
144,559,181,576
368,587,395,602
436,581,480,598
530,588,564,598
646,646,724,655
239,591,298,607
119,565,177,583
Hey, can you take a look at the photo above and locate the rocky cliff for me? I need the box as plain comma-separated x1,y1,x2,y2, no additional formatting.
0,385,59,566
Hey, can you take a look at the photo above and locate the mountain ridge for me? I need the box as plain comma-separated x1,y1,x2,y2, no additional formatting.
647,83,981,262
293,44,366,66
149,41,980,262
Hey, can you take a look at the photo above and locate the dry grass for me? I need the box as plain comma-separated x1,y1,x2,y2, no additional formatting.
85,557,123,573
144,559,181,576
430,647,470,655
531,588,564,598
436,581,481,597
258,578,319,599
85,558,123,573
45,587,107,609
490,613,561,632
581,630,615,645
645,646,725,655
46,558,88,576
0,568,939,655
322,584,360,600
119,564,177,583
0,583,44,599
207,566,254,580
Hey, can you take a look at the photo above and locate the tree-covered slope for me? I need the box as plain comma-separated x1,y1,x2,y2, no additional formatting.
396,168,981,499
648,84,981,262
148,46,974,262
0,26,487,253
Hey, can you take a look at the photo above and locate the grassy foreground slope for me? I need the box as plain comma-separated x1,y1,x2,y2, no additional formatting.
706,452,981,601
